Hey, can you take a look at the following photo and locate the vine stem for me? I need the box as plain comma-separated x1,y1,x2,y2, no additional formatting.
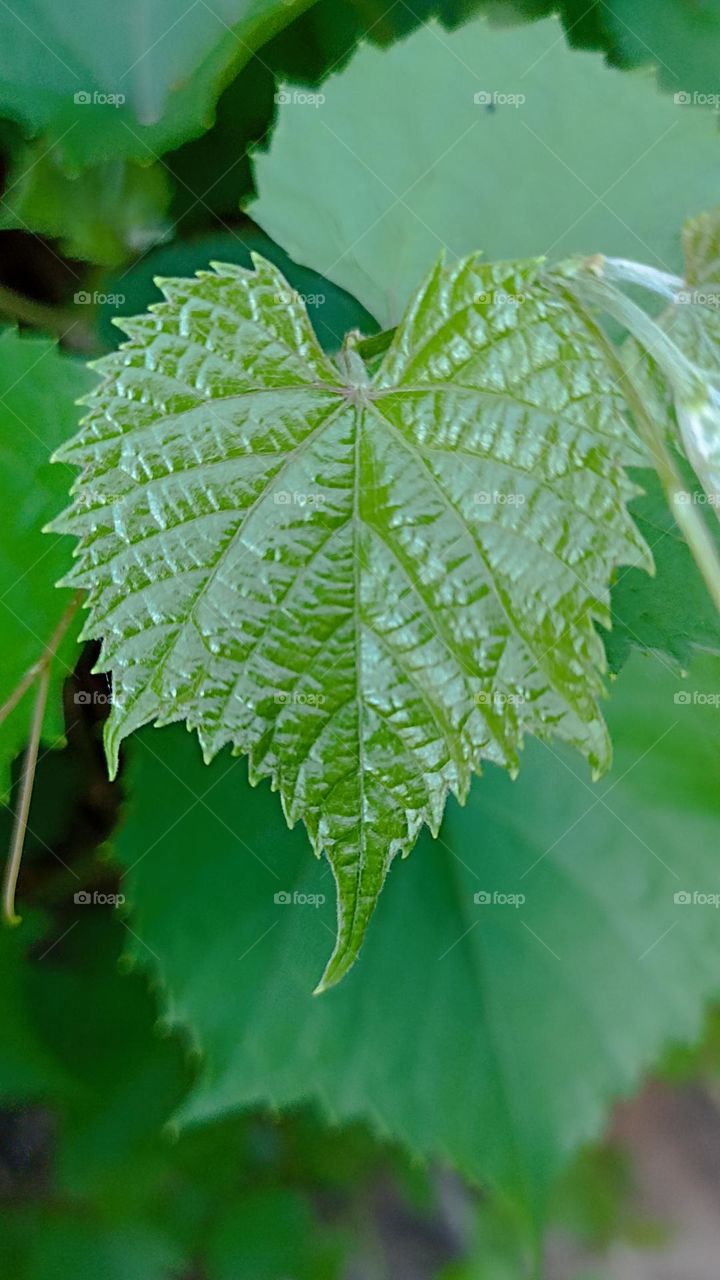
553,277,720,615
1,591,83,925
3,665,50,925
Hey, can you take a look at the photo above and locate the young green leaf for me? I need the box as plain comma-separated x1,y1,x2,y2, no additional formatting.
55,252,650,988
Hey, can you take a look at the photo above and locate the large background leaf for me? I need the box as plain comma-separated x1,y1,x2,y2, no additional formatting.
252,16,720,327
115,651,720,1218
0,0,318,169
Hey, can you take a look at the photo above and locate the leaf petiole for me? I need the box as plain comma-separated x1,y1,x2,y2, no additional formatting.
1,590,83,925
3,665,50,925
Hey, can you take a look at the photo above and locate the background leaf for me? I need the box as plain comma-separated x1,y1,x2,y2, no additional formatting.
115,650,720,1219
0,144,171,267
252,16,720,327
606,464,720,673
0,330,92,797
0,0,319,169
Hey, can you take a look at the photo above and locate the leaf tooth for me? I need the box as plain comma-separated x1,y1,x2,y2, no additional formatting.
152,275,198,306
115,314,163,343
206,259,253,281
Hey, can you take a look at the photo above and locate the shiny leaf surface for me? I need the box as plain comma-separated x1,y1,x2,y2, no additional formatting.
55,252,649,987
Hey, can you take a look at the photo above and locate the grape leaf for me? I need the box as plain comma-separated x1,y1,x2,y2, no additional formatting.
98,235,712,686
0,330,92,799
495,0,720,96
95,226,377,354
0,0,319,170
554,0,720,97
54,252,651,988
115,651,720,1217
0,143,172,266
251,15,720,327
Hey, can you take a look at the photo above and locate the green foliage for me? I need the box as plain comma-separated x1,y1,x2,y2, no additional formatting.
0,331,91,797
95,226,377,352
115,652,720,1217
55,251,652,986
606,465,720,672
0,921,69,1100
252,16,720,327
550,0,720,96
0,891,390,1279
0,144,172,266
682,206,720,287
2,7,720,1270
0,0,318,169
204,1189,341,1280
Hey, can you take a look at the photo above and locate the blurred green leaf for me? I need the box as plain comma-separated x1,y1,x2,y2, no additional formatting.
26,913,192,1204
0,923,68,1100
555,0,720,97
252,16,720,327
0,330,92,798
116,651,720,1219
0,0,319,170
21,1218,183,1280
205,1188,342,1280
606,465,720,673
0,143,171,266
